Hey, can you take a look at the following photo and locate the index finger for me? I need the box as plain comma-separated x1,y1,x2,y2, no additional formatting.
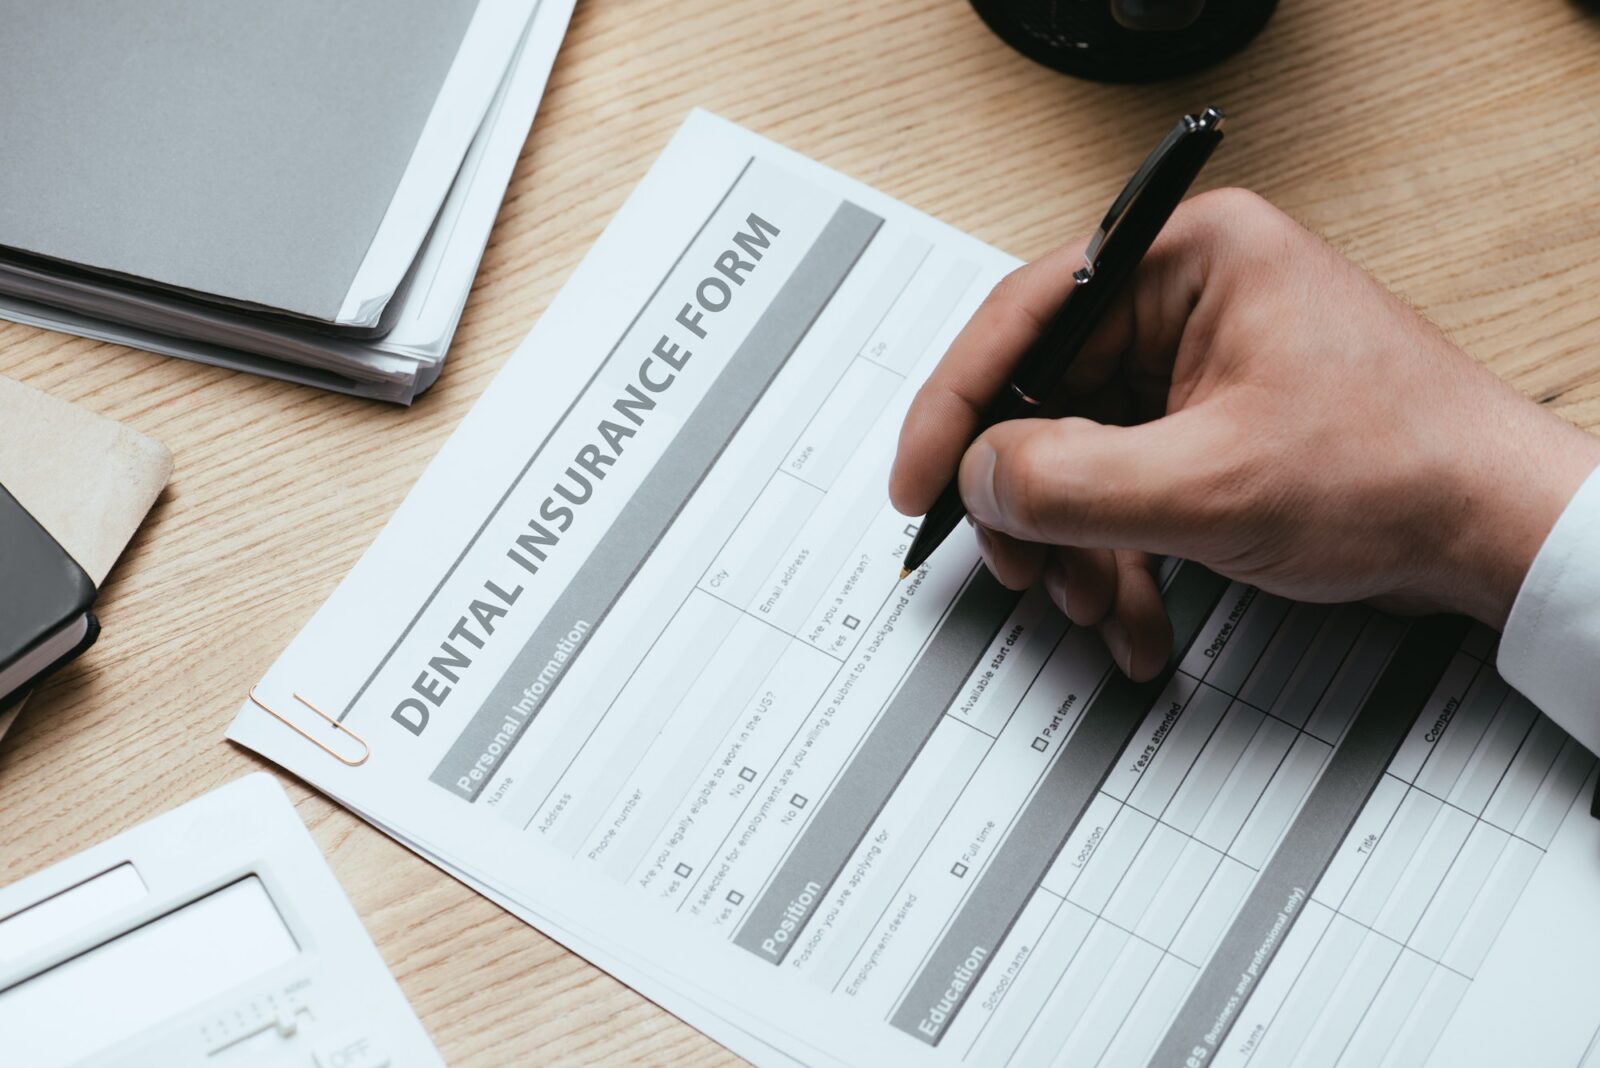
889,240,1103,515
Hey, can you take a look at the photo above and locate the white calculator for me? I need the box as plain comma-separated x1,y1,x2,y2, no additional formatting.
0,774,443,1067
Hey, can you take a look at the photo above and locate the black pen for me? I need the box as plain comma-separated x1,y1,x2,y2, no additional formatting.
900,106,1227,579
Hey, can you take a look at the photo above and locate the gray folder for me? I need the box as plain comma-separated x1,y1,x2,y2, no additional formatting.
0,0,479,325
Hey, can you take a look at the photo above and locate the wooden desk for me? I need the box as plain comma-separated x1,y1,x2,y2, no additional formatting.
3,1,1597,1063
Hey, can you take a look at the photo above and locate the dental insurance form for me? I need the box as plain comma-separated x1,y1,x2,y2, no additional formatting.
230,111,1600,1067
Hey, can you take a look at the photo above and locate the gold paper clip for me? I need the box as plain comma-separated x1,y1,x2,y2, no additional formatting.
248,688,370,767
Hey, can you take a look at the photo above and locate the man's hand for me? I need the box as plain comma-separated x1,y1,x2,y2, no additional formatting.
890,189,1600,680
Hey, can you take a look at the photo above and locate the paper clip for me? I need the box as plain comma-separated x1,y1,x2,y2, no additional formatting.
247,688,370,767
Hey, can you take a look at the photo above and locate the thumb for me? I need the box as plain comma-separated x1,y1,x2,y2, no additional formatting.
958,411,1232,555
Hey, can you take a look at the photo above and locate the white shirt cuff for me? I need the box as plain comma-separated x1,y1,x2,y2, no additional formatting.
1498,463,1600,755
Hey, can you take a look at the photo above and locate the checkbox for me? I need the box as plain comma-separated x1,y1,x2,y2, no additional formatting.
1032,736,1048,752
843,615,860,630
740,766,756,782
675,862,693,878
951,862,968,878
727,890,744,905
904,523,919,538
791,793,808,809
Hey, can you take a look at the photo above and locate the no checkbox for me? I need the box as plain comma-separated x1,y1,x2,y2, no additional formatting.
674,862,693,878
951,862,968,878
791,793,808,808
903,523,919,538
739,766,756,782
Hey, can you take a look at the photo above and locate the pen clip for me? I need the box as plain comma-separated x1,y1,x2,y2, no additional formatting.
247,687,371,767
1077,107,1225,284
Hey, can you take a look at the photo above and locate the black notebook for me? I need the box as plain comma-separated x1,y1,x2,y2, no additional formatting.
0,480,99,710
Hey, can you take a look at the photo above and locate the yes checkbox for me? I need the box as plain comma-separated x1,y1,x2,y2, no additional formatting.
675,862,693,878
727,890,744,905
843,615,860,630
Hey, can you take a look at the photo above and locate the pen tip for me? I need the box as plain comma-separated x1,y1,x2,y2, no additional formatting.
899,567,912,580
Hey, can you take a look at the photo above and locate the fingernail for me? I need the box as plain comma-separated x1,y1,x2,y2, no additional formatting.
1102,618,1134,676
1044,557,1068,612
963,441,1000,526
973,526,1001,579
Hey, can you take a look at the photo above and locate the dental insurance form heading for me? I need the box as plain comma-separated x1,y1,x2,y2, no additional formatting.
231,111,1600,1068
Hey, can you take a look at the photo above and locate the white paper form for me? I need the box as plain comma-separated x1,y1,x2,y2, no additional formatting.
230,111,1600,1067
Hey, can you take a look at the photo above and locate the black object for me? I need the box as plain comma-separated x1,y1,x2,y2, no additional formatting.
901,107,1225,578
970,0,1278,82
0,480,99,710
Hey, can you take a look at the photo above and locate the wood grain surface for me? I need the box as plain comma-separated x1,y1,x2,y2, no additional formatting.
2,1,1598,1064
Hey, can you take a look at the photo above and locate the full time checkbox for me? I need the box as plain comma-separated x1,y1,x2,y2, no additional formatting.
1032,736,1048,752
843,615,860,630
791,793,808,808
675,862,693,878
739,766,756,782
951,862,968,878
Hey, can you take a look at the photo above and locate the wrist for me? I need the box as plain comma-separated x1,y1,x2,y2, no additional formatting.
1446,412,1600,630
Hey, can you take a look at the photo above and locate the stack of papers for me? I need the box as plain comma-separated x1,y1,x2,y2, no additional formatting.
0,0,574,403
230,112,1600,1066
